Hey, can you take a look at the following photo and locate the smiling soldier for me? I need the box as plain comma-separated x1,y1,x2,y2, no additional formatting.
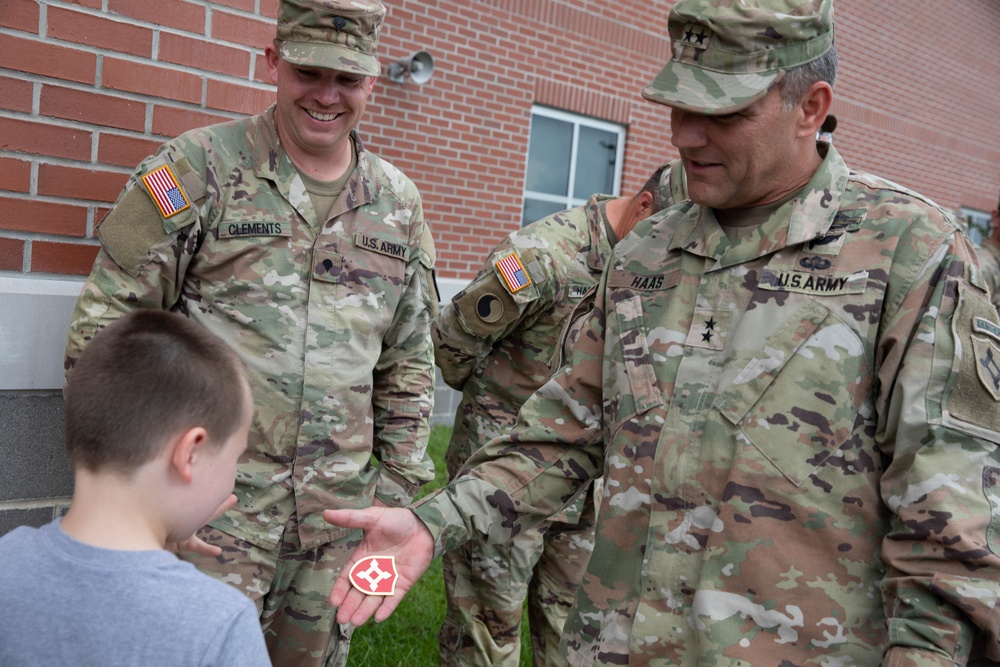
64,2,438,665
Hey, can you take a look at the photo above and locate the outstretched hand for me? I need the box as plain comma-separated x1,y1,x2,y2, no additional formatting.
324,506,434,626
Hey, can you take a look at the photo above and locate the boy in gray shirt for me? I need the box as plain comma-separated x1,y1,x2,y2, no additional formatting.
0,310,270,666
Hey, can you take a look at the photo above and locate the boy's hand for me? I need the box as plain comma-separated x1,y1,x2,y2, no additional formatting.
167,494,237,556
324,507,434,626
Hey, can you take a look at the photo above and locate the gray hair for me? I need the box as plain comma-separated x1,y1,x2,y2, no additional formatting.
779,44,838,110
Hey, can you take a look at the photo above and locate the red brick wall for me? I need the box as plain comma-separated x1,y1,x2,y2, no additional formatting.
0,0,276,275
2,0,998,281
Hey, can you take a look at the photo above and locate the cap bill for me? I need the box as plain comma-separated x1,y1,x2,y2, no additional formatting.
641,59,780,115
280,41,380,77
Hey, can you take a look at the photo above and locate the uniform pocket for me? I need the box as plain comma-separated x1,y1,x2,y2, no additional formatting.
715,300,871,486
313,244,407,304
611,293,664,421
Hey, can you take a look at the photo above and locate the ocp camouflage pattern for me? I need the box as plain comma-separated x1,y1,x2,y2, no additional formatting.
277,0,384,76
642,0,834,114
66,106,437,552
434,193,619,488
415,145,1000,666
433,194,616,665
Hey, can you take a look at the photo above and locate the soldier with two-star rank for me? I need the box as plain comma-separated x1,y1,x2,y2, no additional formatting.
325,1,1000,665
433,163,685,666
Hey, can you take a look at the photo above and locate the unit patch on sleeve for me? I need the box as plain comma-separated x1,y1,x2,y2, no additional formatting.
494,251,532,294
141,164,190,219
475,293,505,323
972,316,1000,401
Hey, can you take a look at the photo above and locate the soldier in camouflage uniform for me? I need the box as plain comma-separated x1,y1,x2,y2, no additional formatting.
975,196,1000,307
434,163,684,667
327,0,1000,665
63,1,436,665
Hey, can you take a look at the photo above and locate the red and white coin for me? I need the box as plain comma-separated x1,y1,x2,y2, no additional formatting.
348,555,399,596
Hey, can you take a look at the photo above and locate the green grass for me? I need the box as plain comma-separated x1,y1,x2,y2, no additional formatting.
346,425,533,667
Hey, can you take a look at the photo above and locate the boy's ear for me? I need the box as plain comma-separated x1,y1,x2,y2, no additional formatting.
169,427,209,484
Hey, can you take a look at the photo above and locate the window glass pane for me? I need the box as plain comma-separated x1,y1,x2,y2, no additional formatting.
573,125,617,199
960,207,990,246
526,115,572,196
523,198,566,226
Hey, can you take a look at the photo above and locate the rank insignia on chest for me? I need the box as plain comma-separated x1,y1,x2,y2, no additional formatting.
141,164,190,218
495,251,532,294
685,307,729,351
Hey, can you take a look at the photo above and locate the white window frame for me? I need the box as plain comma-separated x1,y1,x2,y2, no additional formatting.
959,206,991,246
522,106,626,221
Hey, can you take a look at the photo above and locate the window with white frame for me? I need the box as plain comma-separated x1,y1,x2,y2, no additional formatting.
959,206,991,246
522,106,625,226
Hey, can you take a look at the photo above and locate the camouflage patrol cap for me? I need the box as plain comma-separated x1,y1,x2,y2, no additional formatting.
276,0,384,76
642,0,834,115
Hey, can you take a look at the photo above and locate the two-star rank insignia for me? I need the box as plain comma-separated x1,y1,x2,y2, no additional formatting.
680,23,711,49
685,308,728,351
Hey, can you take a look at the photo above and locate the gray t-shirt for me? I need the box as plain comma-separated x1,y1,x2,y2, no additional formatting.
0,520,270,666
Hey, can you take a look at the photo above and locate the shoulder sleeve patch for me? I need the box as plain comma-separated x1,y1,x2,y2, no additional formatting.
98,157,200,277
141,164,190,219
493,250,532,294
98,185,174,278
948,280,1000,436
453,277,522,339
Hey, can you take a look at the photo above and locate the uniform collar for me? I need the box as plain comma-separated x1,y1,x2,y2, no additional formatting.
586,193,618,273
251,105,383,211
668,145,851,265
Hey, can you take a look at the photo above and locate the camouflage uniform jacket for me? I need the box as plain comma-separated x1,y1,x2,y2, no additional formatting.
415,145,1000,666
975,238,1000,308
432,195,618,521
66,106,437,551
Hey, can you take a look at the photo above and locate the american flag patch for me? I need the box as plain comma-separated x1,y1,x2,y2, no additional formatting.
495,251,531,293
141,164,190,218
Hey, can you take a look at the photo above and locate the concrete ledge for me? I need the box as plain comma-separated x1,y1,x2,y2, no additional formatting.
436,277,465,305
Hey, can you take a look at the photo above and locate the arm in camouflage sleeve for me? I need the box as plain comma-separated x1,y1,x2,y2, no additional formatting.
432,235,555,390
370,198,437,507
65,149,204,375
878,228,1000,666
414,278,608,554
